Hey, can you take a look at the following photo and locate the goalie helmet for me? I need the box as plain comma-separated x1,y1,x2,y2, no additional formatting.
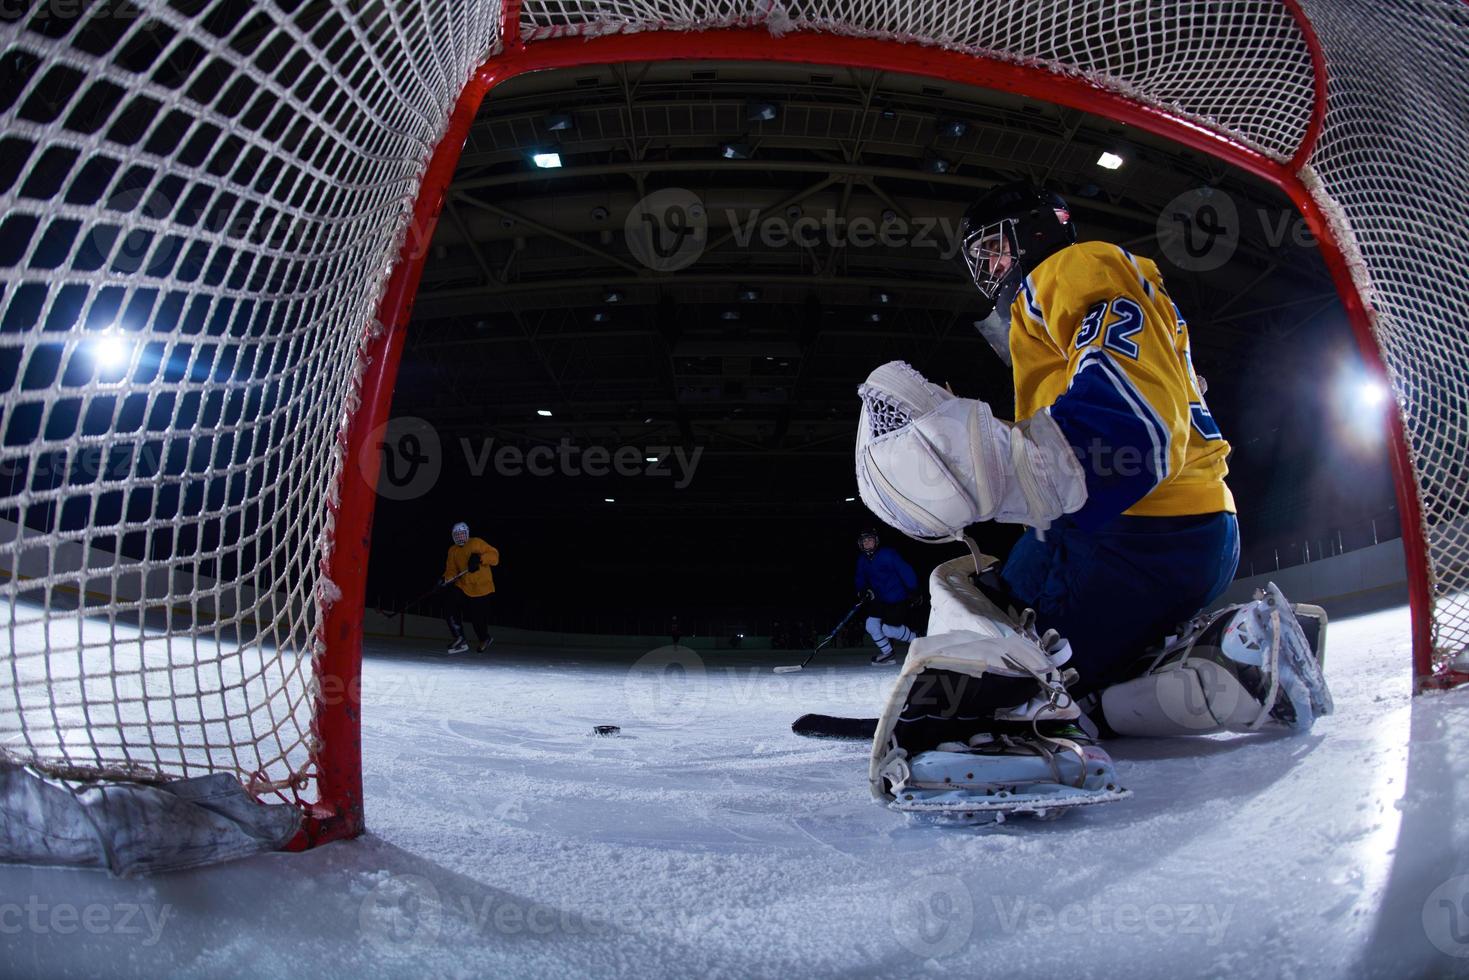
959,182,1076,317
451,521,469,546
857,528,880,552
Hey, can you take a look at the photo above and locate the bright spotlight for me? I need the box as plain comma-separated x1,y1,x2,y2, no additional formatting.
531,152,563,169
93,335,131,370
1358,379,1389,410
536,409,553,417
1096,151,1124,170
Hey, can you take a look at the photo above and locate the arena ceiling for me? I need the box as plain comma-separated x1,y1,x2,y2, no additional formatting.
389,58,1347,524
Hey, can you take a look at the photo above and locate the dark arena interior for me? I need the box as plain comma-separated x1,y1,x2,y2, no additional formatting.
370,60,1398,639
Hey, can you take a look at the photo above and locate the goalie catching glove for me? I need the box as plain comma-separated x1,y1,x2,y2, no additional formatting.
855,361,1086,541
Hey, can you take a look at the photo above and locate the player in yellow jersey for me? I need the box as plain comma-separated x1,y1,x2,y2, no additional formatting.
441,520,499,654
854,183,1330,737
961,182,1236,697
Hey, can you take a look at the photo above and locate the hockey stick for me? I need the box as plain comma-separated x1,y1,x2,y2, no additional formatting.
791,713,879,739
382,570,468,619
773,599,867,673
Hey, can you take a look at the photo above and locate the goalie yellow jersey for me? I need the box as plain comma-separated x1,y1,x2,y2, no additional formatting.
1007,240,1234,527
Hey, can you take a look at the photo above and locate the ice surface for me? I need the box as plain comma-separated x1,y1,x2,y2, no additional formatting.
3,606,1468,978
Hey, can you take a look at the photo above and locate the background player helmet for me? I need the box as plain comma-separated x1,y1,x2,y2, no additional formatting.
451,521,470,546
960,182,1077,316
857,528,880,553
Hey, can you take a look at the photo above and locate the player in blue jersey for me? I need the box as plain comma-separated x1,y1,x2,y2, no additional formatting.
853,529,919,664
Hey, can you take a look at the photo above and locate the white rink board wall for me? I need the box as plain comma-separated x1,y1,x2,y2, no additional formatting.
2,1,1467,818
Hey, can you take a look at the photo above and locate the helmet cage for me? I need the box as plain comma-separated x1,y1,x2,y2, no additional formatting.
962,218,1020,306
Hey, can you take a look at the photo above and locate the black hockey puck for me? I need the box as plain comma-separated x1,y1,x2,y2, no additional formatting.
592,725,621,736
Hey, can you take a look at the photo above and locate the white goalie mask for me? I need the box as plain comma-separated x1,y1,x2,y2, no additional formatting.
854,361,1087,541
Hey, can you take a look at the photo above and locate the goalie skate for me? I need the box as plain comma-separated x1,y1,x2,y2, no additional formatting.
883,735,1129,823
1101,581,1333,737
868,553,1130,823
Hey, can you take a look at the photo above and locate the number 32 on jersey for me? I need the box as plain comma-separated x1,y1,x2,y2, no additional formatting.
1075,295,1223,441
1075,297,1145,359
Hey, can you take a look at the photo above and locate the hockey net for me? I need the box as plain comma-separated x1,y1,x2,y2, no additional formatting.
1,0,1464,846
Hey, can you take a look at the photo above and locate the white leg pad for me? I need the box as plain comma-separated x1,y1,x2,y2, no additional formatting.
1100,660,1262,737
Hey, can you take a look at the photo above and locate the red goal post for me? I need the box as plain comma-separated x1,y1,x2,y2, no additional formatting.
2,1,1465,851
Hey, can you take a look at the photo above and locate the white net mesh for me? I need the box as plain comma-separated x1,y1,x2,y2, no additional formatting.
1292,0,1469,674
519,0,1318,160
0,1,501,803
2,0,1465,820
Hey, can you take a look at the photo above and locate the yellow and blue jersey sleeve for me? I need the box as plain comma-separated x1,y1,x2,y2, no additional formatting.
1008,241,1234,527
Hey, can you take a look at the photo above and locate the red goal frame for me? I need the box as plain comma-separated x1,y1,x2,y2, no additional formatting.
301,4,1467,847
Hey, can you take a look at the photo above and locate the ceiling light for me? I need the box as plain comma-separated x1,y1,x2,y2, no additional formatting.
537,409,553,417
531,151,563,169
591,310,611,323
721,309,741,321
872,289,893,305
720,142,752,160
921,154,951,174
868,311,883,323
604,497,615,503
544,112,575,132
746,101,779,122
937,119,968,139
603,288,625,303
1096,151,1124,170
844,496,856,502
737,285,761,302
